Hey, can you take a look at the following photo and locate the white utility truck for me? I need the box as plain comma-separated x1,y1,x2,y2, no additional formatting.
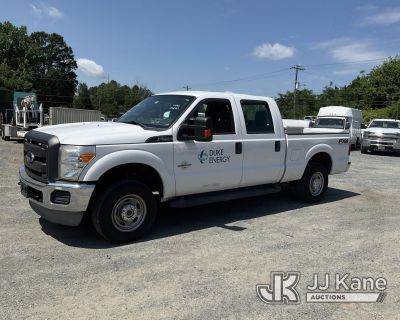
361,119,400,154
1,92,43,140
19,92,351,243
315,106,362,149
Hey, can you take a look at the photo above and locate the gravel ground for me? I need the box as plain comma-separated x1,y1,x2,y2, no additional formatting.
0,139,399,320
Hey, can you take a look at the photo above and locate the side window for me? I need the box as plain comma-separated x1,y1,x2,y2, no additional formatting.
240,100,274,134
191,99,235,135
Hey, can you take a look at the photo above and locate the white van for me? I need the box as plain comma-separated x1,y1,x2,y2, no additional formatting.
315,106,362,149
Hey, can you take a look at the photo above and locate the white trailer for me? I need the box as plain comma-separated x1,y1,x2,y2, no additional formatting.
315,106,362,149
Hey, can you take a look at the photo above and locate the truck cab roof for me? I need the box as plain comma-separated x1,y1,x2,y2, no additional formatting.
156,91,273,101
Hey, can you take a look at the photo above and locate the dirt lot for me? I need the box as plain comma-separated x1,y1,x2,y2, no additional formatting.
0,139,399,320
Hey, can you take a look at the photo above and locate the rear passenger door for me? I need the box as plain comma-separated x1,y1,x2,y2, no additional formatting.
237,99,285,186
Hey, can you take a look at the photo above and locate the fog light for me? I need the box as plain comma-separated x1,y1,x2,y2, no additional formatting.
51,190,70,205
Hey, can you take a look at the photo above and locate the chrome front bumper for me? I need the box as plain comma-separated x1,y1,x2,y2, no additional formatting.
362,138,400,151
19,166,95,226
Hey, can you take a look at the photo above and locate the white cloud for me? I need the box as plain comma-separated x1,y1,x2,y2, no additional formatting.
313,38,386,62
313,38,389,76
312,37,351,49
361,7,400,25
252,43,295,60
332,69,360,76
77,58,105,78
330,42,385,62
31,3,63,19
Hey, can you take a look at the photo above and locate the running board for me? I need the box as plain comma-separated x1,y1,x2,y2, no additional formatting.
168,184,282,208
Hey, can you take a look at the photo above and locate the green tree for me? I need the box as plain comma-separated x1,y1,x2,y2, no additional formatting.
0,22,33,90
276,89,317,119
88,81,153,117
73,83,92,109
28,32,77,109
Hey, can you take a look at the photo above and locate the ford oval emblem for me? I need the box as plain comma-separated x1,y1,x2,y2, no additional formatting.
26,151,35,163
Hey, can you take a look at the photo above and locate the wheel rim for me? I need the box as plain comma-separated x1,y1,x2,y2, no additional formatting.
309,172,324,196
111,194,147,232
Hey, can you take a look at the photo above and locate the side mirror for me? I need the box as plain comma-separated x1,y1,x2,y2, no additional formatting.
345,123,351,130
178,116,213,142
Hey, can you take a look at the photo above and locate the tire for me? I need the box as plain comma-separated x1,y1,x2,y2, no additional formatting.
293,162,328,203
356,138,361,150
361,147,368,154
91,180,158,243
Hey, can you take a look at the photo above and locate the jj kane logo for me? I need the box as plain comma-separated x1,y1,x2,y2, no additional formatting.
257,272,300,304
257,272,387,305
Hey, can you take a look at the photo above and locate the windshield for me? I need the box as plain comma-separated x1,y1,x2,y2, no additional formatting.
118,95,195,129
369,120,400,129
314,118,345,129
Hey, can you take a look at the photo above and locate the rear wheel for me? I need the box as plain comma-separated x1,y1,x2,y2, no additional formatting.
91,180,158,243
293,162,328,203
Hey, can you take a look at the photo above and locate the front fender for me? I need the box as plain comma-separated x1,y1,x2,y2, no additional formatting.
80,149,175,199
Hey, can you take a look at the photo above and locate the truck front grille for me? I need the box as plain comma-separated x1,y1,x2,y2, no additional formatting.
24,131,60,183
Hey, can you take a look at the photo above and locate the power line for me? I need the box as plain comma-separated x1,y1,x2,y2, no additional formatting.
188,67,291,89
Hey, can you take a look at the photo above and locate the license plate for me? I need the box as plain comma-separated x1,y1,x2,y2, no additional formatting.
378,146,385,150
20,182,29,198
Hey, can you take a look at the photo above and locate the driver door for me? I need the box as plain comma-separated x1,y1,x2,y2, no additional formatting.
173,98,243,196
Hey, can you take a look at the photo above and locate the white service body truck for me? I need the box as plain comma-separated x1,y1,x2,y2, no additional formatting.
315,106,362,149
19,92,351,243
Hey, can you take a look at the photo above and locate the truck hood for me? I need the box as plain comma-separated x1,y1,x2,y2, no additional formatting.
365,127,400,135
35,122,162,145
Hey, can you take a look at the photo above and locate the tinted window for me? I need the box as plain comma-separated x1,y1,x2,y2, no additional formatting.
240,100,274,134
314,118,345,129
369,120,400,129
191,99,235,134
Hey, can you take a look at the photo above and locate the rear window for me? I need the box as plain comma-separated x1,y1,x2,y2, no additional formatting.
240,100,274,134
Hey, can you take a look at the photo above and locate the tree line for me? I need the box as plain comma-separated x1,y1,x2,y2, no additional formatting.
0,21,152,117
276,57,400,121
73,81,153,117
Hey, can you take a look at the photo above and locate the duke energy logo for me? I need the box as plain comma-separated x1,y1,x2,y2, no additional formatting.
198,150,208,164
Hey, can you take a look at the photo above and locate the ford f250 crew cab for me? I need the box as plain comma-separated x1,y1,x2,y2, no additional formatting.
361,118,400,154
19,91,351,243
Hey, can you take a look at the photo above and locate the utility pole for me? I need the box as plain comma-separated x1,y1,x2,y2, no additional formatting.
182,85,191,91
290,64,305,119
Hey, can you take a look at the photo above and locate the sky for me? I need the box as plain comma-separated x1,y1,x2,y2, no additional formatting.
1,0,400,97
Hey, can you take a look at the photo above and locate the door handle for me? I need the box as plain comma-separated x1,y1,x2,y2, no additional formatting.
235,142,242,154
275,141,281,152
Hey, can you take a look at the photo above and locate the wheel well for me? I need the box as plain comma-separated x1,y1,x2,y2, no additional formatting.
309,152,332,174
93,163,164,198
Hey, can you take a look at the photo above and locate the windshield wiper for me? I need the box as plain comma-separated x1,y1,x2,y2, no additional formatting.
122,120,149,128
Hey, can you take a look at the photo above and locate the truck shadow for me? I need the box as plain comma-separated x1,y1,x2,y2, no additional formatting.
39,187,359,249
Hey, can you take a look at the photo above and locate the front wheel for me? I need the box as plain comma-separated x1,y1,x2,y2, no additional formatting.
91,180,158,243
361,146,368,154
293,162,328,203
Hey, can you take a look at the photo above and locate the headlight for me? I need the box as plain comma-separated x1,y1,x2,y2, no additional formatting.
363,131,369,138
59,145,96,181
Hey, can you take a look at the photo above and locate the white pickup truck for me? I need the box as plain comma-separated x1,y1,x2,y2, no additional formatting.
361,118,400,154
19,91,351,243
